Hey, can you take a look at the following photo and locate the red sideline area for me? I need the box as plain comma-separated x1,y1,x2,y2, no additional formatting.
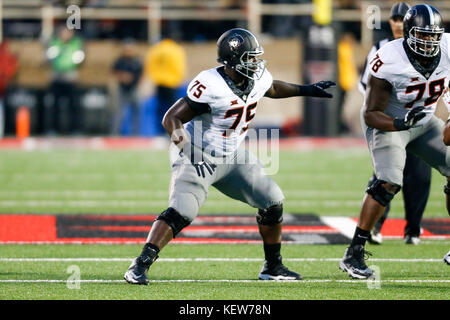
1,215,449,244
0,215,335,244
351,217,450,239
0,137,367,150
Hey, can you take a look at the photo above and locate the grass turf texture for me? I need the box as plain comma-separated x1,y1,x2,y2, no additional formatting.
0,148,449,299
1,243,449,300
0,149,447,215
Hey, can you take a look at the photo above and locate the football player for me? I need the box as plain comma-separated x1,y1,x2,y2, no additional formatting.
441,87,450,266
340,4,450,279
359,2,432,246
124,28,335,284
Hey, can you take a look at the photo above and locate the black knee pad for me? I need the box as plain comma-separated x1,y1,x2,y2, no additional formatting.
366,179,400,207
155,207,191,238
256,204,283,226
444,181,450,195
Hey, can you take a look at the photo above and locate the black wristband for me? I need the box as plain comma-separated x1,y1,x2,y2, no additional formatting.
393,118,408,131
296,85,313,96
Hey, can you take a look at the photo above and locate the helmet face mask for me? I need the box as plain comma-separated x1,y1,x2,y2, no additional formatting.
235,49,266,80
217,28,266,80
407,26,444,57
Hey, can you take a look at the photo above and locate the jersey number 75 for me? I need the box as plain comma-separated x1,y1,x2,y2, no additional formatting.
222,102,257,137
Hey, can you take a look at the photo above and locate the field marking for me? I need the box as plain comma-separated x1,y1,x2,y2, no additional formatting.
0,173,374,180
320,217,357,239
0,190,367,198
0,258,444,262
0,189,444,198
0,279,449,284
0,199,446,208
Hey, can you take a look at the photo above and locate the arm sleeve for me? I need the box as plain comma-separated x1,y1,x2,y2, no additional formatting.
186,71,216,106
359,45,377,94
368,45,396,86
184,96,211,115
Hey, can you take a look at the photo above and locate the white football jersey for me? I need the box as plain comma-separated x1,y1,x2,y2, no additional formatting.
185,66,273,156
367,34,450,126
359,38,392,95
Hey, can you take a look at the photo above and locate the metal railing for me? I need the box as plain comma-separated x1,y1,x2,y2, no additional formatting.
0,0,450,46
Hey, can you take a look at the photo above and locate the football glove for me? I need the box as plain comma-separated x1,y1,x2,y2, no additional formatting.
393,106,427,131
299,81,336,98
179,145,216,178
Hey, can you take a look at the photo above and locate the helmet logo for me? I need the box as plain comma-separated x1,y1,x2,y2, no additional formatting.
228,35,244,51
405,8,417,20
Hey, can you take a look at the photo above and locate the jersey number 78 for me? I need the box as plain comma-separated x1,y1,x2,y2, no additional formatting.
404,78,445,109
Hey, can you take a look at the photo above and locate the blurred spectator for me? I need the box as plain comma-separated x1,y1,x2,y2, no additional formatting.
0,41,18,138
337,32,357,134
144,39,186,134
111,40,143,135
45,27,85,135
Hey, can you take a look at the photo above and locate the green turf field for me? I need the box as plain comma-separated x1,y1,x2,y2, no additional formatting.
1,148,449,300
1,243,449,300
0,148,447,216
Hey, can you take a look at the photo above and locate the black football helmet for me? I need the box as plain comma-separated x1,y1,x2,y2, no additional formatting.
217,28,266,80
403,4,444,58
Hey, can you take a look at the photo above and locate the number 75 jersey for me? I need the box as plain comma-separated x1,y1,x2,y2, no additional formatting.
368,34,450,126
185,66,273,156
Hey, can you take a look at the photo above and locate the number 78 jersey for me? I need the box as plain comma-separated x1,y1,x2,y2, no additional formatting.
368,35,450,126
185,66,273,156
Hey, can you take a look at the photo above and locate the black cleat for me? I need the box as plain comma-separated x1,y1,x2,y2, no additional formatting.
444,250,450,266
258,259,303,281
339,245,374,279
124,248,159,285
124,257,151,285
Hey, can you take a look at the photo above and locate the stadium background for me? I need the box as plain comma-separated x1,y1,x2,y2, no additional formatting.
2,0,449,137
1,0,450,301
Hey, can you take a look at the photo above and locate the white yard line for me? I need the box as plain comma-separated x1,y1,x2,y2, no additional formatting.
0,279,449,284
320,217,357,239
0,257,444,262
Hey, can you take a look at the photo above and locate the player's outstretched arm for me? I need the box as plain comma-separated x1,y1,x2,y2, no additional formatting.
264,80,335,99
162,97,197,150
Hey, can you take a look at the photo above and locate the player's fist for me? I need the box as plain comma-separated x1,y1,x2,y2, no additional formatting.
311,81,336,98
179,144,216,178
394,106,426,130
404,106,426,127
